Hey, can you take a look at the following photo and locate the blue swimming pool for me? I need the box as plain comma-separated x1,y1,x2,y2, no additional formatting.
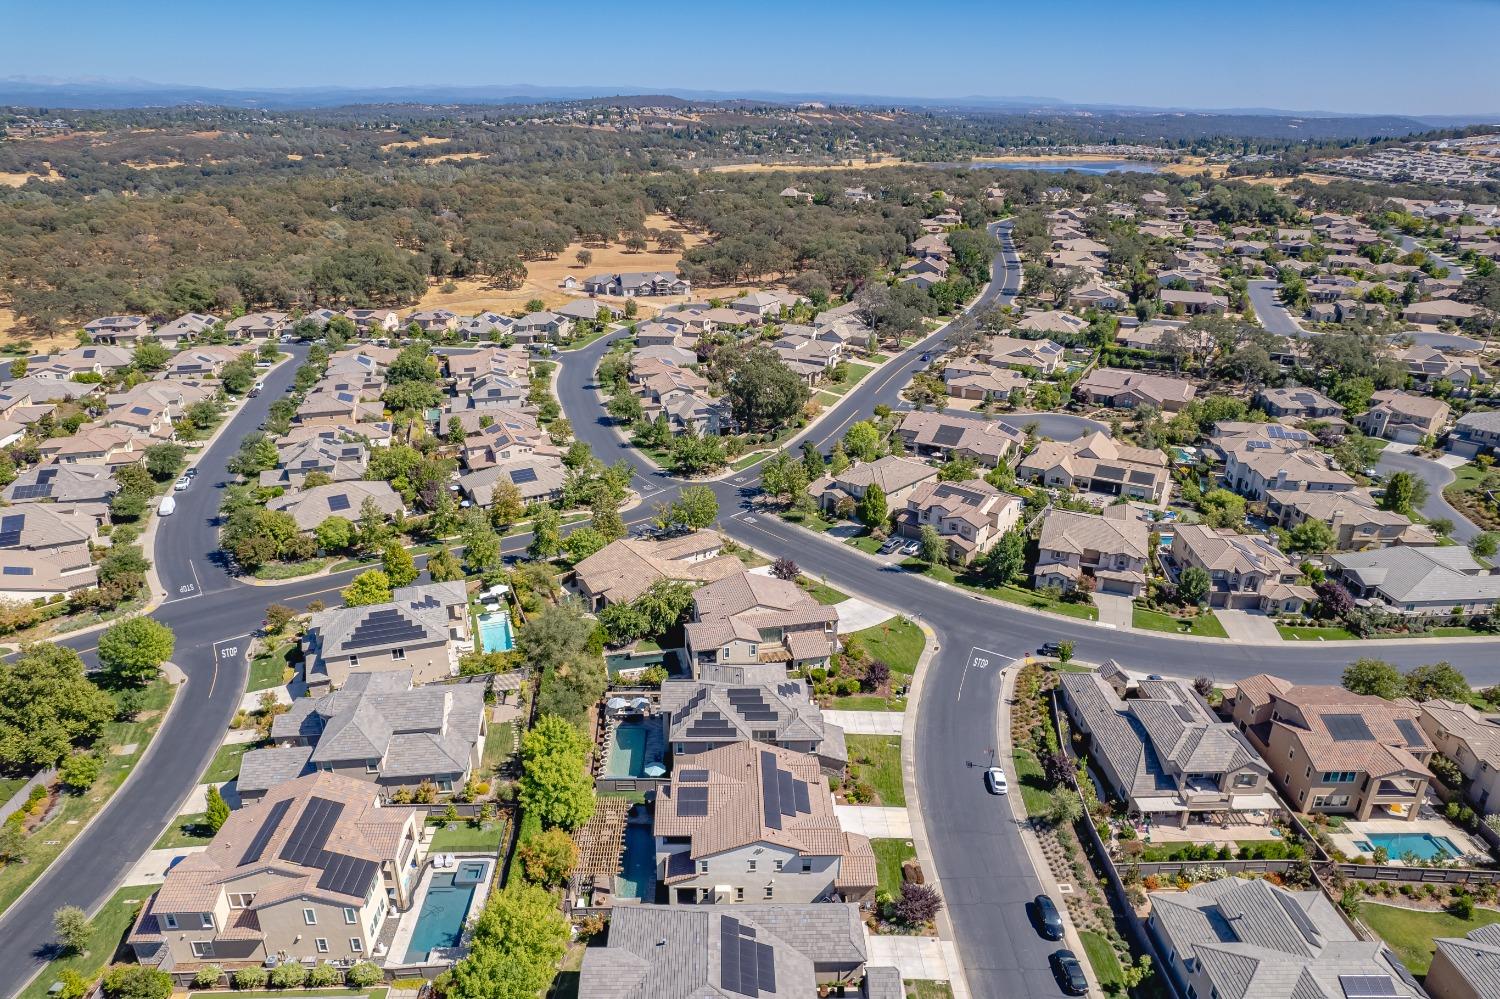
616,817,656,900
405,872,477,960
606,721,648,777
1357,832,1463,861
477,610,513,653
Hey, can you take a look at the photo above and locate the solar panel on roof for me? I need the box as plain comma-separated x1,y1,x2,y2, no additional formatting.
10,483,51,501
1339,975,1398,998
280,796,343,866
241,797,293,865
1173,704,1197,722
931,425,964,447
327,494,351,512
509,466,538,485
777,768,797,817
792,778,810,813
317,853,377,897
719,914,775,998
1,566,32,576
129,405,152,416
679,769,708,782
340,607,428,651
1324,713,1375,742
37,469,56,483
0,513,24,547
676,785,708,817
1394,718,1425,748
760,751,782,830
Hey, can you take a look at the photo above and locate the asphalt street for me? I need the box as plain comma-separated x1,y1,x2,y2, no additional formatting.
1246,278,1307,337
1376,448,1480,543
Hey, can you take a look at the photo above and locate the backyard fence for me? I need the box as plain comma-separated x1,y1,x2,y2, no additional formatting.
1332,863,1500,885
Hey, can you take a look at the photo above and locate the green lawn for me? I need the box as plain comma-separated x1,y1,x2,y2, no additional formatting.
847,735,905,806
1011,747,1053,817
560,326,616,351
900,560,1099,620
17,886,154,999
846,533,885,554
195,992,388,999
819,362,874,397
0,679,174,916
800,577,849,605
1131,606,1229,638
251,557,331,580
1362,902,1500,976
850,617,925,676
155,811,215,849
779,508,839,533
1079,930,1125,991
247,641,295,692
903,982,953,999
830,694,907,711
872,838,917,896
204,741,251,783
0,777,26,807
731,450,771,471
1278,624,1357,641
482,721,516,780
428,817,508,853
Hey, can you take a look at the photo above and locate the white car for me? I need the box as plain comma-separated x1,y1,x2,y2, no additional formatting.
157,495,176,517
173,476,191,492
985,767,1009,795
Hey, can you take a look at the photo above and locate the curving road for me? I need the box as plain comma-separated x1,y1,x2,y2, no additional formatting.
4,221,1498,997
1376,448,1481,544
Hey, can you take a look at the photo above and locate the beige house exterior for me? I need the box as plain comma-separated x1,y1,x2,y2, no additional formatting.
1357,389,1451,444
1427,923,1500,999
1419,699,1500,816
572,530,744,609
684,572,837,676
1016,431,1169,503
301,581,470,690
1228,674,1433,822
807,456,937,516
1073,369,1197,412
895,478,1021,565
1170,524,1314,613
1033,509,1150,597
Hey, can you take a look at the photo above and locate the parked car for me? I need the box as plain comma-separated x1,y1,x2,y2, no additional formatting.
173,475,191,492
919,352,931,363
185,467,198,478
878,536,905,555
984,767,1008,795
158,496,177,517
1038,641,1063,657
1051,951,1087,996
901,540,922,556
1032,895,1063,940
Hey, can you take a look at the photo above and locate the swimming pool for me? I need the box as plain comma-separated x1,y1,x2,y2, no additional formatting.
404,872,478,961
616,816,656,900
1357,832,1463,861
477,610,513,653
606,721,648,777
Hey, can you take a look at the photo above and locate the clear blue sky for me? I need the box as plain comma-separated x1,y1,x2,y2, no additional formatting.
8,0,1499,115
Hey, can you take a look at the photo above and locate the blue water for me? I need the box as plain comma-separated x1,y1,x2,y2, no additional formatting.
617,820,656,900
477,610,513,653
1359,832,1462,861
406,873,477,958
969,159,1161,174
607,721,648,777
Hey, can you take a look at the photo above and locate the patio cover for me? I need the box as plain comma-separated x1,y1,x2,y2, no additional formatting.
1229,793,1280,810
1133,796,1187,813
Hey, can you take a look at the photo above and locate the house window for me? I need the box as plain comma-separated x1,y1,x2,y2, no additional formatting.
391,648,406,661
228,893,255,909
764,886,774,899
801,859,813,873
774,860,784,872
438,779,453,792
162,914,178,930
343,907,357,924
316,938,329,954
736,887,744,901
200,913,215,930
348,655,359,668
350,938,363,953
747,860,757,872
303,908,317,925
366,760,379,773
697,861,708,874
1232,774,1257,788
191,941,216,959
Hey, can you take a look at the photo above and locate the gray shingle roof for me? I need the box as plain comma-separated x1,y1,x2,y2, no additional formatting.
1435,923,1500,998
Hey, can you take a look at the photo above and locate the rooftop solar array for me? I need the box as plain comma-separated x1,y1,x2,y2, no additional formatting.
10,482,52,500
1394,718,1425,748
719,916,776,998
0,514,25,547
340,607,428,651
1,566,33,576
1339,975,1398,998
1324,713,1375,742
759,750,811,831
684,709,738,741
674,688,709,723
931,425,964,447
327,494,351,512
240,797,293,865
1172,704,1198,723
676,785,709,817
509,466,539,485
678,769,708,783
726,687,778,723
276,795,377,897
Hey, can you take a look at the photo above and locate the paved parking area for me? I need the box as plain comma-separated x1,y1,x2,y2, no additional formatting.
1214,609,1282,643
866,934,963,984
834,805,911,838
824,710,905,735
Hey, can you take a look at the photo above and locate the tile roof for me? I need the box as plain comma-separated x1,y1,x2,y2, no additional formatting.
1037,509,1149,560
573,530,742,606
684,572,837,655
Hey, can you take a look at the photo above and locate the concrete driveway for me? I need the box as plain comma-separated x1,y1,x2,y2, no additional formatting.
835,596,897,634
834,805,912,838
866,935,965,988
1215,609,1282,644
824,710,905,735
1092,593,1133,630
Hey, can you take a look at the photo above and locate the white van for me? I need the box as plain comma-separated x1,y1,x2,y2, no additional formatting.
158,495,177,517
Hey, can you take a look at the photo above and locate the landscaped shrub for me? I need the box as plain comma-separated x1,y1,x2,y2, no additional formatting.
345,962,383,988
268,961,306,988
101,967,172,999
305,964,339,988
232,968,269,990
191,966,223,989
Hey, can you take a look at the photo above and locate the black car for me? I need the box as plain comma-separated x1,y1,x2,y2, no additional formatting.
1038,641,1063,657
1032,894,1063,940
1051,950,1088,996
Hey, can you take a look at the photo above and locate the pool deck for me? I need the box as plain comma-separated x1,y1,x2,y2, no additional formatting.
1330,815,1490,865
600,714,666,779
384,854,496,968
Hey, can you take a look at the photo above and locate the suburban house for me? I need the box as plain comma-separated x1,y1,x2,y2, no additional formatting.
1158,289,1229,315
0,504,100,599
1073,369,1197,412
974,335,1064,374
894,478,1022,565
575,904,901,999
807,456,937,516
239,669,486,803
896,410,1024,467
1222,446,1355,501
572,530,743,609
1427,923,1500,999
152,312,218,348
684,572,838,678
3,464,117,506
1257,386,1343,419
1265,488,1431,550
1391,343,1489,389
343,308,401,334
225,312,288,341
659,677,847,773
1227,674,1434,822
84,315,152,344
266,480,405,533
1016,431,1169,503
259,439,369,490
33,345,135,381
1015,309,1088,337
1331,546,1500,617
301,581,472,690
941,358,1030,399
654,742,877,905
406,308,457,333
1058,671,1273,828
1446,409,1500,458
127,772,421,971
454,312,516,341
1033,509,1150,597
458,454,567,506
513,311,572,343
1402,299,1486,325
1418,699,1500,816
442,347,530,390
1357,389,1451,444
1148,877,1419,999
580,271,689,297
1170,524,1314,613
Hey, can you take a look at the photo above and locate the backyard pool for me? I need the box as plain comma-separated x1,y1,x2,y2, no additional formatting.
1357,832,1463,861
606,720,648,777
477,610,513,653
404,871,478,961
616,813,656,900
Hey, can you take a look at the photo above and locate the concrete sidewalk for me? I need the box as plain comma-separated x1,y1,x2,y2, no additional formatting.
824,710,904,735
834,805,911,839
866,935,965,983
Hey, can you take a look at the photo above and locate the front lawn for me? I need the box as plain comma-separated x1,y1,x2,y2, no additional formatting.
155,811,215,849
903,983,953,999
428,817,508,853
251,557,330,580
900,560,1099,621
1277,624,1357,641
848,617,925,676
1131,606,1228,638
1362,901,1500,976
779,508,839,533
799,577,849,605
247,641,296,692
846,735,905,806
1011,747,1052,817
1080,929,1125,991
830,694,907,711
872,838,916,895
482,721,517,780
846,532,885,555
203,741,251,784
16,886,153,999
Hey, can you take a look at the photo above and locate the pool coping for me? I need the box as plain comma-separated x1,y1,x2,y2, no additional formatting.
385,854,496,967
